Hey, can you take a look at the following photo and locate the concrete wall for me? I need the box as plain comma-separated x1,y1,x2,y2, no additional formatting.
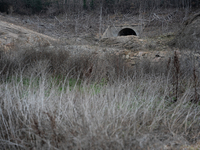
102,25,141,38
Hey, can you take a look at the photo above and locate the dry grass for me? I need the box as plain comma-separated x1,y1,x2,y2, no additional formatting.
0,48,200,149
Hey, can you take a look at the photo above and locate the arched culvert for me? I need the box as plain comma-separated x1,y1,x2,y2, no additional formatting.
118,28,137,36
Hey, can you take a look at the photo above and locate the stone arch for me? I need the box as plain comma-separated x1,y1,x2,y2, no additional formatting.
118,28,137,36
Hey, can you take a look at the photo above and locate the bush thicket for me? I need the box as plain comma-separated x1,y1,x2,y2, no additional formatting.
0,0,199,15
0,47,200,149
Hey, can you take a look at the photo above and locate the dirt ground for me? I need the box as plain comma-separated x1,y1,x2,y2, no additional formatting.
0,15,58,50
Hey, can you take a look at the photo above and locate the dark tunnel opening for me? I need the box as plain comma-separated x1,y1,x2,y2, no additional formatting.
118,28,137,36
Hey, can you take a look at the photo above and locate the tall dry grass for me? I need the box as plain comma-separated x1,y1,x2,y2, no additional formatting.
0,48,200,149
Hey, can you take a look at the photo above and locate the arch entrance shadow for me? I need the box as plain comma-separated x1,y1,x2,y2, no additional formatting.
118,28,137,36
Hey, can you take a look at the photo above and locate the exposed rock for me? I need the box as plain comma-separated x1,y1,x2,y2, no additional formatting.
125,55,129,59
138,51,148,57
127,61,136,67
100,35,143,50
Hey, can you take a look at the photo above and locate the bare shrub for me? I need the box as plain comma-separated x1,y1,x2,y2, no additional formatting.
0,50,21,79
0,48,128,83
0,48,200,149
0,64,199,149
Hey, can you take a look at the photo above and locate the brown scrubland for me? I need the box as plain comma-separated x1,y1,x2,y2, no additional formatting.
0,0,200,149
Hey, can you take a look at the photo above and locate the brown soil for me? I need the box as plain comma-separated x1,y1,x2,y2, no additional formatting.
0,15,58,51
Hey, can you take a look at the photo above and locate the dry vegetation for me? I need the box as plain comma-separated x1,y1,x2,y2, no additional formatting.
0,1,200,149
0,46,200,149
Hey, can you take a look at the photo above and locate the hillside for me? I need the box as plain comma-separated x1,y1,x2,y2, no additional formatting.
1,10,200,66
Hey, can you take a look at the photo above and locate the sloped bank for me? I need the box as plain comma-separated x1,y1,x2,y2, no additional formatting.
171,11,200,50
0,20,57,51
